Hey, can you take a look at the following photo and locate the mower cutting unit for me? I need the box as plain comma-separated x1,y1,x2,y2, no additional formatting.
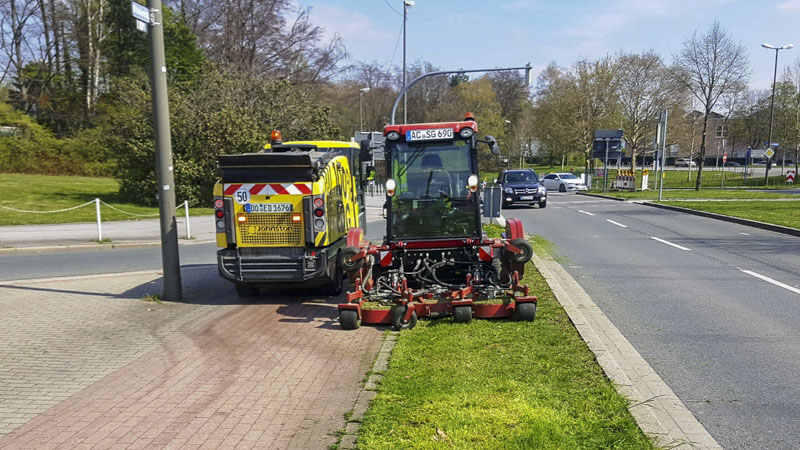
337,114,537,331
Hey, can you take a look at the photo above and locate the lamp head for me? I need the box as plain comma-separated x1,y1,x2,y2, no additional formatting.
783,44,795,50
762,43,776,49
404,0,415,6
359,87,371,93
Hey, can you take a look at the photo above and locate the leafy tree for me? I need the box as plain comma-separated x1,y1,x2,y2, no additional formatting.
108,70,341,206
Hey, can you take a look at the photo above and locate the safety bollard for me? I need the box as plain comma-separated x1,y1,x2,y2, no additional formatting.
95,198,102,241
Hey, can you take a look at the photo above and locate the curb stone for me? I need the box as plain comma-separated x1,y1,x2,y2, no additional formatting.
530,249,722,449
340,331,398,449
0,239,215,255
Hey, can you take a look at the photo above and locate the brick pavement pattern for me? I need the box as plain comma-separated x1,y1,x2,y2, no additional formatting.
0,266,384,448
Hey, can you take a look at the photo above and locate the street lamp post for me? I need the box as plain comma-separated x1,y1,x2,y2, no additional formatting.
762,42,794,184
359,87,370,132
402,1,415,124
504,119,512,168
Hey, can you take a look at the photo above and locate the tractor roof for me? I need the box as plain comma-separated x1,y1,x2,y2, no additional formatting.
383,120,478,138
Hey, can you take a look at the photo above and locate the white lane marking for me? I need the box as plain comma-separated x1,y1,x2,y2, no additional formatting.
606,219,628,228
650,236,691,251
740,269,800,295
739,232,750,236
578,210,595,216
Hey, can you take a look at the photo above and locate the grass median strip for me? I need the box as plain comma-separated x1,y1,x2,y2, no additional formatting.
660,200,800,230
356,238,653,449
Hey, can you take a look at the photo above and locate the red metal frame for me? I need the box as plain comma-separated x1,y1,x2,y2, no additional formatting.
383,120,478,138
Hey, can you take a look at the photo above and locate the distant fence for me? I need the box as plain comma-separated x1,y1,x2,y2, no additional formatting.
0,199,193,241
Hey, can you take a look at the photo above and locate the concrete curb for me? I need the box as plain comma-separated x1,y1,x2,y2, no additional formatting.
530,250,722,449
339,331,398,449
0,239,215,255
577,192,627,201
640,202,800,238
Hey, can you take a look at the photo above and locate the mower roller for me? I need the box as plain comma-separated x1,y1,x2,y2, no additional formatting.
337,114,538,331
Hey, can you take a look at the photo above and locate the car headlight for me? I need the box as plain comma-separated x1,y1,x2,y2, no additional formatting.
504,187,514,194
538,186,546,193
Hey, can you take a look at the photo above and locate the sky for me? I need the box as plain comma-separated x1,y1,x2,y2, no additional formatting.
301,0,800,92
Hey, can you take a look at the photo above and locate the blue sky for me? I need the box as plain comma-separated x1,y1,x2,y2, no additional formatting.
302,0,800,91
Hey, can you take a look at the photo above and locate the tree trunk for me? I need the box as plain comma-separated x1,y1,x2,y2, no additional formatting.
38,0,53,74
695,110,710,191
49,0,61,77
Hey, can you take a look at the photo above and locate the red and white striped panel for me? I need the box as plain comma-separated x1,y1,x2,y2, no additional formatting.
224,183,312,196
478,246,493,261
379,251,392,267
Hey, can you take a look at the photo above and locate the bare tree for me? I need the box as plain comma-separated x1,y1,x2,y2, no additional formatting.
616,50,682,173
175,0,345,82
673,20,750,190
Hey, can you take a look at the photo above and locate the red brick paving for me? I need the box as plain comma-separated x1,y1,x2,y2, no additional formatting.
0,268,383,449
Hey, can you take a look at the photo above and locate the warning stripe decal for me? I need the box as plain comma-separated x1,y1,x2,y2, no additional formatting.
224,184,242,195
315,231,327,247
224,183,313,196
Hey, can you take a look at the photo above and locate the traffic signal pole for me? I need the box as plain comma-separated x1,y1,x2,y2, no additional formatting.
147,0,182,301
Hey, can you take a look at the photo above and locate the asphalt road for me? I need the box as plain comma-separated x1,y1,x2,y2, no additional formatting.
0,218,386,282
507,193,800,449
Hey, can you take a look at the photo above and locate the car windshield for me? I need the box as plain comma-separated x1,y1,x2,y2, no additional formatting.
559,174,578,180
505,171,538,183
388,139,478,239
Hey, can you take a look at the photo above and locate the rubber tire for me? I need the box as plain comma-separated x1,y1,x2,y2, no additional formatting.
515,302,537,322
234,282,259,297
391,305,418,331
559,184,566,192
339,309,360,330
508,238,533,264
538,199,547,208
340,246,364,272
323,254,343,296
453,306,472,323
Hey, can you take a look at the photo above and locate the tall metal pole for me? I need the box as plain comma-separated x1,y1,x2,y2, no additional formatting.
147,0,182,301
602,139,609,192
402,2,409,124
658,110,668,201
359,91,364,132
765,48,779,185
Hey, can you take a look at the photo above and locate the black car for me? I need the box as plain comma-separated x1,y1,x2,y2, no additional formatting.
496,169,547,208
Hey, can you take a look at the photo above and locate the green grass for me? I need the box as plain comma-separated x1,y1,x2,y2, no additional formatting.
660,201,800,230
0,173,212,226
357,239,653,449
596,189,799,200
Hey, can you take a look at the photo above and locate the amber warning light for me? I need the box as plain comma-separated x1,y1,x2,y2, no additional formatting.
270,130,283,143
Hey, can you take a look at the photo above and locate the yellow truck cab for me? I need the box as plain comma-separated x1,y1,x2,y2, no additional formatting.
213,133,366,296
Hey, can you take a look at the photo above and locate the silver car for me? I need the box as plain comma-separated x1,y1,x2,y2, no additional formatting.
542,173,588,192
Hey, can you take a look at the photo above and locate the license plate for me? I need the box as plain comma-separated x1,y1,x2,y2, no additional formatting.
245,203,292,213
520,196,533,200
406,128,453,141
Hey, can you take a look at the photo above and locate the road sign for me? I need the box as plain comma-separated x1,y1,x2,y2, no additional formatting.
131,2,149,22
765,148,775,158
723,153,728,163
788,170,796,184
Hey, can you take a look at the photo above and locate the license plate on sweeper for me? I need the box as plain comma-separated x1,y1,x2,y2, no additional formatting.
406,128,453,141
245,203,292,213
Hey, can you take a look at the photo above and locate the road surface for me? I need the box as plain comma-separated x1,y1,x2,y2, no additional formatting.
508,193,800,449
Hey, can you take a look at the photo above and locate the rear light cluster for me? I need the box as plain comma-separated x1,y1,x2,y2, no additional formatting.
312,196,326,230
214,198,225,230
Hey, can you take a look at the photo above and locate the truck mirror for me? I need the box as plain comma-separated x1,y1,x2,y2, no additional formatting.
486,135,501,155
360,139,372,161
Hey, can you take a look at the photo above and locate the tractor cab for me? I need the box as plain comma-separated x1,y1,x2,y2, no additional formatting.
383,116,488,242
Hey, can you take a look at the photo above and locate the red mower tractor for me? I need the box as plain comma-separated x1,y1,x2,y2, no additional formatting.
337,115,537,331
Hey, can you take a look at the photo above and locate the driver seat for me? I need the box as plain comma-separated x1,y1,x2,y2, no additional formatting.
420,154,452,197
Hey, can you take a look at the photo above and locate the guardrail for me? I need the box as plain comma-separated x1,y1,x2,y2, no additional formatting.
0,199,193,241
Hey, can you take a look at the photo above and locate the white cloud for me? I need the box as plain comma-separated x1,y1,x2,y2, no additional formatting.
304,4,398,64
778,0,800,11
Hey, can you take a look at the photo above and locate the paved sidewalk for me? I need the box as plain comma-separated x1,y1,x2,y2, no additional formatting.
0,216,216,251
0,266,384,448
